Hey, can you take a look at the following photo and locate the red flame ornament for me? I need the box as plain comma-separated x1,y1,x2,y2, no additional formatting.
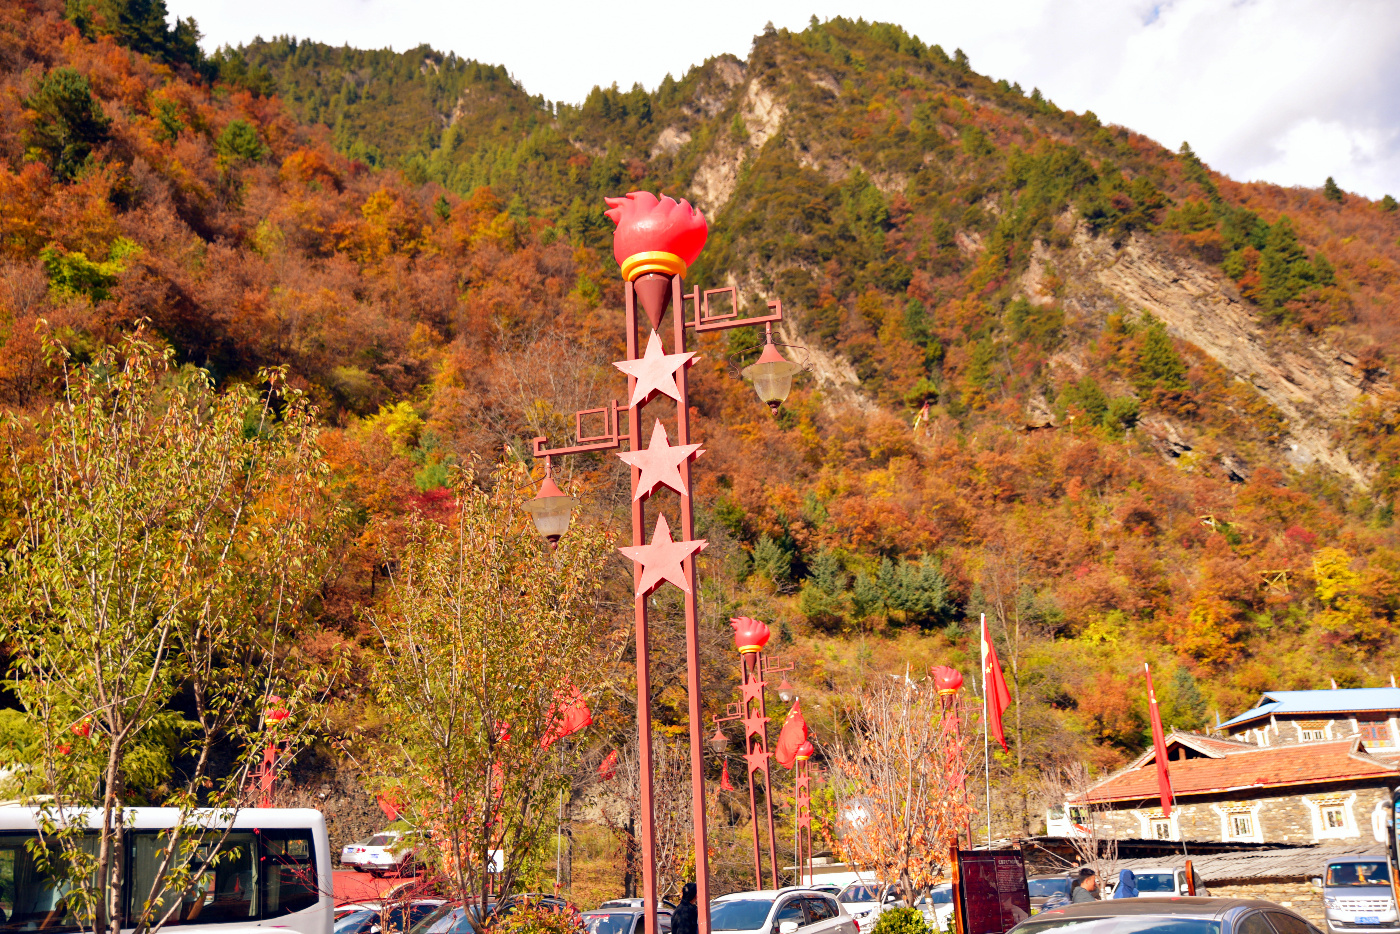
795,740,815,762
775,701,809,769
931,666,964,696
604,191,708,282
266,697,290,724
730,616,771,655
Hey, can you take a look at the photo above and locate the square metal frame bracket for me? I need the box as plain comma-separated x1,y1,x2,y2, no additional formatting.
684,285,783,332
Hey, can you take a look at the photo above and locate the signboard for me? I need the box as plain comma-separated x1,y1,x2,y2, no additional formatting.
954,850,1031,934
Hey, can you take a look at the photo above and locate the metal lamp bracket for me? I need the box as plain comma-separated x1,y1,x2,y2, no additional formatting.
685,287,784,332
531,399,630,458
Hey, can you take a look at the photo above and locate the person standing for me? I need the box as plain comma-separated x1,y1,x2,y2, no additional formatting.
1112,870,1139,899
672,884,698,934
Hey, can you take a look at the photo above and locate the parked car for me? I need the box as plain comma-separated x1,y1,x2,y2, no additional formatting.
581,907,674,934
836,882,898,934
711,888,857,934
810,886,844,897
341,835,376,870
1027,876,1072,913
1102,866,1212,898
493,894,576,921
1011,896,1323,934
335,901,447,934
344,831,421,877
598,899,679,911
914,885,954,931
408,903,486,934
1321,855,1397,934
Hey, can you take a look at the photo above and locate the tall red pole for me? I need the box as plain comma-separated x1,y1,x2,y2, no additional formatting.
626,280,660,934
671,274,712,932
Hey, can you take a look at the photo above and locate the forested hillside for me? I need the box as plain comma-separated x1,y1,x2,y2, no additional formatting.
5,0,1400,838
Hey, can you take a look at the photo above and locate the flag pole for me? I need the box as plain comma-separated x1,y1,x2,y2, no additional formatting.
983,613,992,849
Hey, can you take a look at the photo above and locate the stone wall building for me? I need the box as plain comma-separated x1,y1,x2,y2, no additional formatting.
1072,732,1397,845
1219,687,1400,750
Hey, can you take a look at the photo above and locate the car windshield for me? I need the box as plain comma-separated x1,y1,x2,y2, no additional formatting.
1029,880,1070,897
584,914,636,934
367,834,398,846
1012,919,1221,934
409,905,456,934
927,890,952,905
1327,863,1391,886
1134,874,1178,893
842,886,880,903
335,911,377,934
711,899,776,931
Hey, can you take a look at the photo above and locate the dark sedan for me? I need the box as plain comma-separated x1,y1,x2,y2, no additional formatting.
581,907,675,934
1012,897,1324,934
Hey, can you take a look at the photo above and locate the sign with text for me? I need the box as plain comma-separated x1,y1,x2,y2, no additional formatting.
956,850,1031,934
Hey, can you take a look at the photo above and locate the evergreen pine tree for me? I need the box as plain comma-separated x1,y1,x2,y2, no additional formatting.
1323,176,1344,203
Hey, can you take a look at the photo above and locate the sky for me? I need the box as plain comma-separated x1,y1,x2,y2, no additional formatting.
166,0,1400,200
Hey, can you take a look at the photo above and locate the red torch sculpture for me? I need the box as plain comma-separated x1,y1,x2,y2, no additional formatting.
259,697,290,807
793,739,815,887
524,192,800,934
730,616,782,889
931,666,971,847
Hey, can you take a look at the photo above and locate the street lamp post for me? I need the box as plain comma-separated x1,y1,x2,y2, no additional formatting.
523,192,801,934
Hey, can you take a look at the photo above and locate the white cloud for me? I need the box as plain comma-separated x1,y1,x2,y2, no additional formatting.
166,0,1400,198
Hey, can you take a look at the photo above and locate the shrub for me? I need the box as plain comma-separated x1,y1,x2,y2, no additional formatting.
873,907,929,934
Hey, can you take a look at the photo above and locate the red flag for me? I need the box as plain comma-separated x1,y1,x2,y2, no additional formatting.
541,685,593,748
1145,663,1175,817
775,701,809,769
598,750,618,781
720,760,736,791
981,614,1011,753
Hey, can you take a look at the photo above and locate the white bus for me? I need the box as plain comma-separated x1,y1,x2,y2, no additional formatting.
0,806,332,934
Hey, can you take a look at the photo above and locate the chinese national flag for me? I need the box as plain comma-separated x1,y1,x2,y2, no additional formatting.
1145,662,1175,817
981,614,1011,753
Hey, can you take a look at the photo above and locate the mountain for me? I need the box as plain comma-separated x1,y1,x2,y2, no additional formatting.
5,0,1400,831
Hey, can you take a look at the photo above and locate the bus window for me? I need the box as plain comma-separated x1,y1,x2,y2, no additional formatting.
128,832,257,927
0,832,89,934
261,831,320,916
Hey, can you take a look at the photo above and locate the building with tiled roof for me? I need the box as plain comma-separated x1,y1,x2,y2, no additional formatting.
1219,688,1400,750
1066,730,1398,845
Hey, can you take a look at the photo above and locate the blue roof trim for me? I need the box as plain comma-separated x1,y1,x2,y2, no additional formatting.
1219,688,1400,730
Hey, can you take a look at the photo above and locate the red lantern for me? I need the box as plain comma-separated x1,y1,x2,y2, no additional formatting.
931,666,964,696
795,740,815,762
730,616,771,655
603,191,708,282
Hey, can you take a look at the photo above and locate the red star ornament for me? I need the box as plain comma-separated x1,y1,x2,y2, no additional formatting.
745,748,770,774
616,420,703,500
613,330,697,408
618,514,707,597
740,679,765,705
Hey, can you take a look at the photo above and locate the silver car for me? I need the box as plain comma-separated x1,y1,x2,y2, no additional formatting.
1014,896,1323,934
1322,856,1397,934
711,888,858,934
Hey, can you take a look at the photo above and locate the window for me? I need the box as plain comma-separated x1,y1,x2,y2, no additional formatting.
1235,912,1277,934
1301,729,1326,741
804,898,837,922
1323,806,1347,831
1151,819,1172,840
1230,813,1255,838
260,830,319,917
1266,911,1319,934
774,899,805,929
1326,862,1390,886
1359,720,1391,744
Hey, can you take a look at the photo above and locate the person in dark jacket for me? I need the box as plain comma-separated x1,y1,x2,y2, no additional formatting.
1070,869,1099,903
672,883,698,934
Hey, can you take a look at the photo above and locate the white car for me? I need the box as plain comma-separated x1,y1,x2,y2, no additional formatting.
711,888,859,934
1102,867,1211,898
341,831,417,877
914,885,954,932
837,882,898,934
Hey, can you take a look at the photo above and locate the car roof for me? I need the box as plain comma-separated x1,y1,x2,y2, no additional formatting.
1325,855,1389,864
716,888,839,901
584,908,673,915
1027,897,1302,922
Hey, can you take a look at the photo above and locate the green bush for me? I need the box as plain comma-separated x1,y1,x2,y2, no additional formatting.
873,907,929,934
494,905,585,934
